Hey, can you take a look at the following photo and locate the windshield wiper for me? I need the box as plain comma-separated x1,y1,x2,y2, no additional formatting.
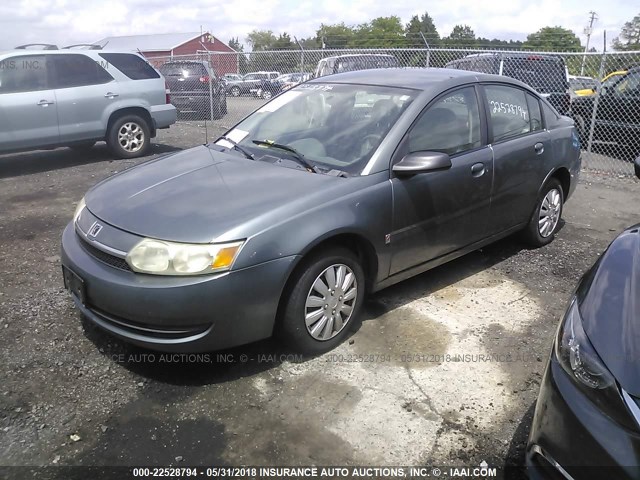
251,140,318,173
216,136,255,160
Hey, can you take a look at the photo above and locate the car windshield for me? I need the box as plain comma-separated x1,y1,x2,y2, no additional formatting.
215,83,417,175
502,57,567,93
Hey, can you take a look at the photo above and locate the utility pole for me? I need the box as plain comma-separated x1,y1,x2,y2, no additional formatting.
581,11,597,76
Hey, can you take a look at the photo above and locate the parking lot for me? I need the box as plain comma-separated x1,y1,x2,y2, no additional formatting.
1,95,640,476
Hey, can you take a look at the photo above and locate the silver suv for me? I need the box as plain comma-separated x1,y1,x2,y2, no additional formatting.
0,49,177,158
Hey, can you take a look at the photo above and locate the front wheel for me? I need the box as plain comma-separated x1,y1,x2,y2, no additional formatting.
262,90,273,100
230,86,240,97
279,247,365,355
106,115,150,159
522,178,564,247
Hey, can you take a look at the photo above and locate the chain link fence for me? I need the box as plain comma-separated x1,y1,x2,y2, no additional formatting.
150,48,640,178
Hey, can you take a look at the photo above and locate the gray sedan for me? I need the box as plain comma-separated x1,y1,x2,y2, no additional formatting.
61,68,581,354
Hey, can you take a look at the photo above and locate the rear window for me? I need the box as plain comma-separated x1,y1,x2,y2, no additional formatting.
502,57,567,94
99,53,160,80
159,63,207,77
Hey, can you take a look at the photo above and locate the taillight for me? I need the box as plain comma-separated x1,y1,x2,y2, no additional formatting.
165,81,170,104
199,76,210,83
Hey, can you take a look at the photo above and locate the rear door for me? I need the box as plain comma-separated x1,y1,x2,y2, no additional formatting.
481,84,551,234
50,53,116,142
0,54,59,151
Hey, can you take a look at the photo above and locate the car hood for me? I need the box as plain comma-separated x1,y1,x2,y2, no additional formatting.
579,225,640,395
85,146,340,243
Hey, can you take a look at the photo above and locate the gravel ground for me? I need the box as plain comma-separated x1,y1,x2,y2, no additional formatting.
1,110,639,479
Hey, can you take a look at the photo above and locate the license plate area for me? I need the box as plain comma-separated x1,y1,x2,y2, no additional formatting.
62,266,86,306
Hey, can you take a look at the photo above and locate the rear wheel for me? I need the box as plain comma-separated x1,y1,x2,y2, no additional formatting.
262,90,273,100
230,86,240,97
106,115,150,159
522,178,564,247
279,247,365,355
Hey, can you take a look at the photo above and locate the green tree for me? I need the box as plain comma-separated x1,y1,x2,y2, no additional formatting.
245,29,277,51
443,25,477,48
353,16,406,48
405,12,440,47
523,26,582,52
316,23,355,49
227,36,248,74
272,32,295,50
612,13,640,51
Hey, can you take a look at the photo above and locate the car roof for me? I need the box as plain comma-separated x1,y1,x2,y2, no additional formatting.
307,67,535,92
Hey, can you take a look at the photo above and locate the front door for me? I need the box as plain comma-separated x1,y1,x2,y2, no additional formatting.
389,86,493,275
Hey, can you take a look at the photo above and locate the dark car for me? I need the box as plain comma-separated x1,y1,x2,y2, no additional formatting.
571,66,640,155
61,68,581,354
159,61,227,119
527,157,640,480
445,53,571,115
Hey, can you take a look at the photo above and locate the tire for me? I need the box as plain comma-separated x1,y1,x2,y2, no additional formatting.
522,178,564,247
69,141,96,152
230,86,240,97
106,114,150,159
574,114,587,144
211,97,222,120
279,247,365,355
262,90,273,100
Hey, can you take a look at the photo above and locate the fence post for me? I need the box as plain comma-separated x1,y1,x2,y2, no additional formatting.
295,36,304,73
419,32,430,67
208,52,215,127
586,49,607,164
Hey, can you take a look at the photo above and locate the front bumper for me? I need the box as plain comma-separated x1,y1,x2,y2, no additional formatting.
526,358,640,479
150,104,177,129
61,223,298,352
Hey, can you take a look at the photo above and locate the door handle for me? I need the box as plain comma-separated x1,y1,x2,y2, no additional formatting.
534,142,544,155
471,162,485,177
37,99,54,107
104,92,119,98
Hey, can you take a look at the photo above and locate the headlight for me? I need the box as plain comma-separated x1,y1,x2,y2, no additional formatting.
126,239,244,275
555,299,615,389
554,297,635,426
73,197,86,224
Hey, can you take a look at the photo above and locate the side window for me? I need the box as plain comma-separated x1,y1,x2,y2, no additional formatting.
526,93,543,131
0,55,48,93
614,72,640,96
52,54,113,89
98,53,160,80
408,86,482,155
485,85,531,142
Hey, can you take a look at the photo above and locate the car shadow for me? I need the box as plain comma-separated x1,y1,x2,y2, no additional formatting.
81,233,530,386
503,401,536,479
0,143,182,179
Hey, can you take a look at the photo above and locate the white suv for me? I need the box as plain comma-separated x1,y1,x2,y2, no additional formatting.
0,48,177,158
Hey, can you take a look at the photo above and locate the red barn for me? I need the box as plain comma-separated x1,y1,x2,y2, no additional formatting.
95,32,238,75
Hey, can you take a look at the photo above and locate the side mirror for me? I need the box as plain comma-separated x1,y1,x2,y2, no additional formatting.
634,156,640,180
393,151,452,177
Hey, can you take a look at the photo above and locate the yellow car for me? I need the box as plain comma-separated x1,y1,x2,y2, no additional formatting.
574,70,627,96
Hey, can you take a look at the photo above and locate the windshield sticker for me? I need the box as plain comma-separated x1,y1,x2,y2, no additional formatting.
215,128,248,148
257,91,303,113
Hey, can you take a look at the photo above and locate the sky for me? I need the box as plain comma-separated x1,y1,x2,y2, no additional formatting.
0,0,636,51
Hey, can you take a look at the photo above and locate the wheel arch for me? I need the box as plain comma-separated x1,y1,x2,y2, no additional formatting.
106,107,155,139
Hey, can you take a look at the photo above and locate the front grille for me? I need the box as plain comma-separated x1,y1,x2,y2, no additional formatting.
79,238,133,272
